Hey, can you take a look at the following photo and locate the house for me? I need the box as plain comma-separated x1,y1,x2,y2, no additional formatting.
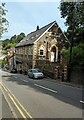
15,21,69,80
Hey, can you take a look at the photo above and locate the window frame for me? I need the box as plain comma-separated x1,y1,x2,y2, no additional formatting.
39,46,44,56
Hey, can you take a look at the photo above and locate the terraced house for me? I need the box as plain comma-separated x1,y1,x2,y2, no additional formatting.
15,21,69,80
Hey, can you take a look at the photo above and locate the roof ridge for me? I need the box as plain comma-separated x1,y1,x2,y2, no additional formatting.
16,21,56,47
27,20,56,35
36,20,56,31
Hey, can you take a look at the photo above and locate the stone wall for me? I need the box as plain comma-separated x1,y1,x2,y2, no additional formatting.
36,60,68,81
70,66,84,85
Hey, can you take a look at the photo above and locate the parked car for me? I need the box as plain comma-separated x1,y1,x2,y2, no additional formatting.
28,68,44,79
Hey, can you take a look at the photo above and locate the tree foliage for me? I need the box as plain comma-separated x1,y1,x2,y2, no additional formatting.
2,32,25,50
59,1,84,65
0,3,9,39
62,43,84,65
59,1,84,45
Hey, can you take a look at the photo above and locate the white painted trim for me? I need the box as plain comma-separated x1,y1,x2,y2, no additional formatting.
39,45,46,56
34,22,56,44
55,20,68,41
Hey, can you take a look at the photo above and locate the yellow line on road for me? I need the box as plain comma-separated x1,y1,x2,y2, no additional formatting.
0,82,27,119
0,85,18,118
0,82,33,119
0,82,7,92
8,93,27,119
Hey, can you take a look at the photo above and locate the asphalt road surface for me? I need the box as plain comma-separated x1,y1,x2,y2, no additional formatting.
0,69,84,119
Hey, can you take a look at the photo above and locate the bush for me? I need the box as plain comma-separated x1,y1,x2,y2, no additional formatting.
62,43,84,66
72,43,84,65
62,48,70,61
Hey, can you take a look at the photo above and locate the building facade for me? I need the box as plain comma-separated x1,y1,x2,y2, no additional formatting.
15,21,69,80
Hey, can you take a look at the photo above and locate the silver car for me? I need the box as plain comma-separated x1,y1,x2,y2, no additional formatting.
28,68,44,79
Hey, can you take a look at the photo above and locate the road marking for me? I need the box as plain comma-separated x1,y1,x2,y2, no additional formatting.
14,76,18,79
21,79,29,83
34,84,57,94
0,82,7,92
2,82,33,119
0,83,27,119
80,100,84,104
13,77,29,83
8,93,27,119
0,85,18,118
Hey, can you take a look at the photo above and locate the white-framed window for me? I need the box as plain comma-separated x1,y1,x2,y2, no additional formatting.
39,46,44,56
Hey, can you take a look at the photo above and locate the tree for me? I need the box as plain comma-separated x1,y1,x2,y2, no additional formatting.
16,33,25,43
2,38,9,48
10,35,17,43
59,1,84,45
2,32,25,50
59,1,84,82
0,3,9,39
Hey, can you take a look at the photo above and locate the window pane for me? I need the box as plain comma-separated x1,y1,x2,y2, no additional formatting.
40,50,43,55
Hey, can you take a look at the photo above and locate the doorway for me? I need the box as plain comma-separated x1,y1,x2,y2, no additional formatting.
50,46,56,62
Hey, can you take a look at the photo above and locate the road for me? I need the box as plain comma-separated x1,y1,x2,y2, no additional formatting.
0,69,83,119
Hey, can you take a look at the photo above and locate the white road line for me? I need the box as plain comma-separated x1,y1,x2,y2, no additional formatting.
14,76,18,79
21,79,29,83
13,76,29,83
80,100,84,104
34,84,57,94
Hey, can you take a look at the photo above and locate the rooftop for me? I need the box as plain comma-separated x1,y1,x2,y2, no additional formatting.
16,21,56,47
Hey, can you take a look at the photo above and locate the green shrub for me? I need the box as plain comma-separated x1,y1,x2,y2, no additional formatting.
62,43,84,65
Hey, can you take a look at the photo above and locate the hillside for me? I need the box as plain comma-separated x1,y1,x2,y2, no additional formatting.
2,32,25,50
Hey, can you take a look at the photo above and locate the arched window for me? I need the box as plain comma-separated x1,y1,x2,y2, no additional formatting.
39,46,44,56
50,46,56,62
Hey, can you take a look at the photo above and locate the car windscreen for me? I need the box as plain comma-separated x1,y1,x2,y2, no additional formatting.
32,69,41,73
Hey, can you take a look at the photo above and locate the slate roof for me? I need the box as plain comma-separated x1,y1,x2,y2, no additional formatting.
16,21,56,47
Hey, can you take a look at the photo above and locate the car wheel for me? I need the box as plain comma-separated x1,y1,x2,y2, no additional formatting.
28,75,30,78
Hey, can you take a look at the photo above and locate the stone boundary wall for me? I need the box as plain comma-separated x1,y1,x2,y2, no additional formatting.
36,60,68,81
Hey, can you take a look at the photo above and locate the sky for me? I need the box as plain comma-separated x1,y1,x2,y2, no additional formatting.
1,1,68,40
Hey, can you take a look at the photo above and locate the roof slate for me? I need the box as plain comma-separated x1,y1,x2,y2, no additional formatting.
16,21,56,47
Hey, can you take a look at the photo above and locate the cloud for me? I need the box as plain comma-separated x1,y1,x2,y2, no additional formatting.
1,2,67,40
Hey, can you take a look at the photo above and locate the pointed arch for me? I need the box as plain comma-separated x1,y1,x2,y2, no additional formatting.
39,45,46,56
50,45,58,62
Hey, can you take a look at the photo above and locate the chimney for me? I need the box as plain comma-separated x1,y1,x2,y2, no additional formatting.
36,25,39,30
